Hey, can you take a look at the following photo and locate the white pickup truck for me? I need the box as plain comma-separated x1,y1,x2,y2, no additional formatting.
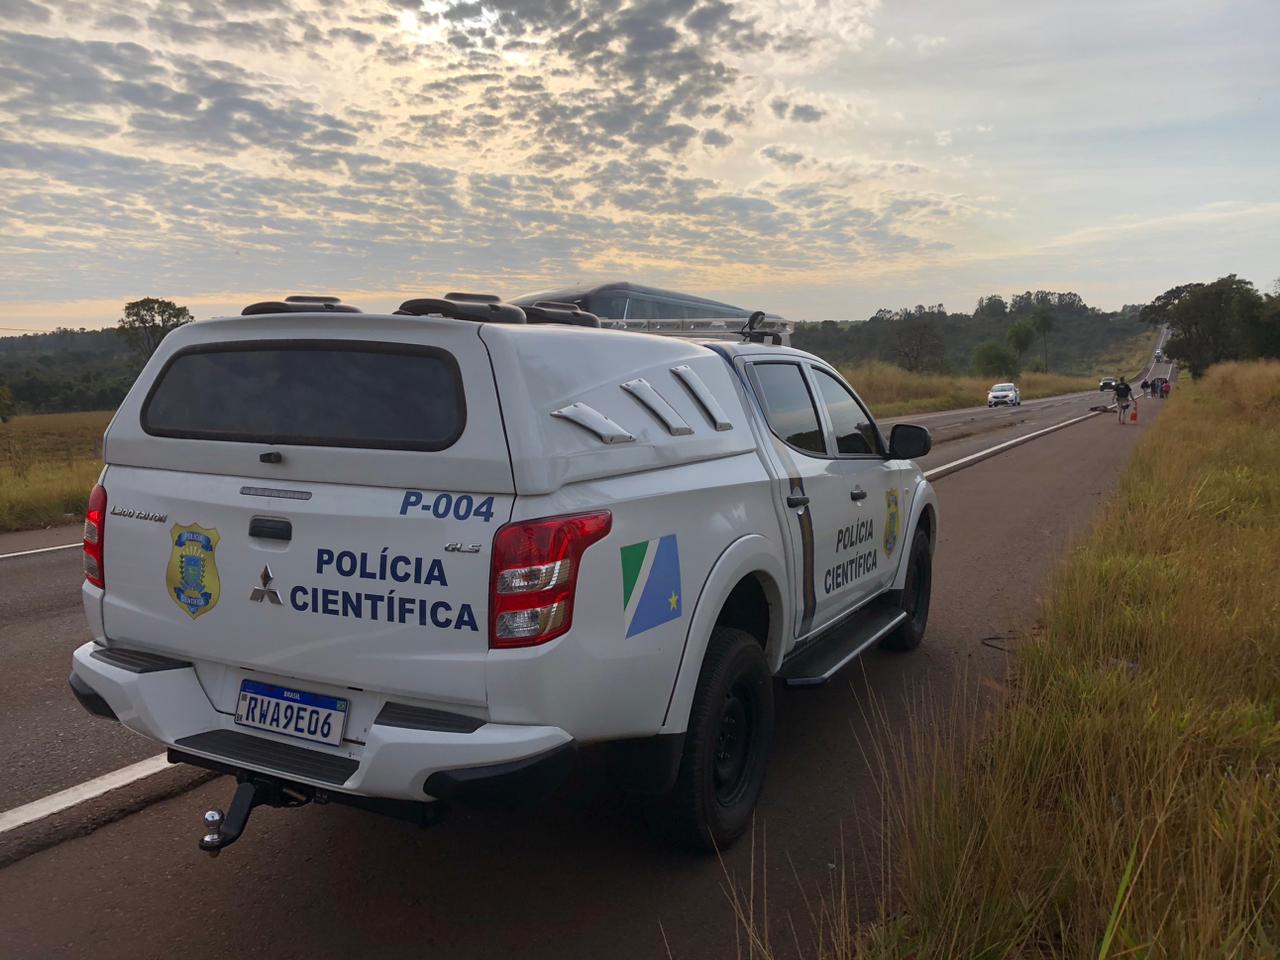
69,293,938,853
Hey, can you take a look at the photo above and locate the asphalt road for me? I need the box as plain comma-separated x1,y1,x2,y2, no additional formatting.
0,381,1168,959
0,548,163,812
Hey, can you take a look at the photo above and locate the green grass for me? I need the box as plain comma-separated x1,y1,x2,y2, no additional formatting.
0,411,111,533
853,360,1280,958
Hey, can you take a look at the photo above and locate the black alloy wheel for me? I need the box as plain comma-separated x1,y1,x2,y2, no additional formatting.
882,526,932,651
668,627,773,851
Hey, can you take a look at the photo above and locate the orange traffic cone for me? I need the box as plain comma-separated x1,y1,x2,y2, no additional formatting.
1130,402,1139,423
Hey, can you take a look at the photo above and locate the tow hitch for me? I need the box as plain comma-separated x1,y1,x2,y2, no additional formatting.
198,777,307,857
187,758,452,857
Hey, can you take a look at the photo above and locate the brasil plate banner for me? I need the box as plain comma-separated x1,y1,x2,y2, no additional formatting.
620,534,682,638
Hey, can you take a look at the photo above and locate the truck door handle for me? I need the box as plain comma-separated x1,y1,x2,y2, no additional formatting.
786,494,809,509
850,489,868,502
249,518,292,541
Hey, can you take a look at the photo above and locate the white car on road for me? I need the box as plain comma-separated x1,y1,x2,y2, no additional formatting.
987,382,1021,407
69,293,938,853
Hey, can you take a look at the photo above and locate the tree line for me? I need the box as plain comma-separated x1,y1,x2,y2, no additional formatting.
1141,275,1280,377
793,292,1147,378
0,299,190,419
794,275,1280,381
2,281,1275,421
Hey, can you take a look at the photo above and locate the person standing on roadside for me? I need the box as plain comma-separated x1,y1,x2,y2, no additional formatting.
1141,378,1151,397
1161,380,1171,399
1114,377,1134,423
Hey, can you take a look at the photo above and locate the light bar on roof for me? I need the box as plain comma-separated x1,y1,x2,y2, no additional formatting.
599,317,792,335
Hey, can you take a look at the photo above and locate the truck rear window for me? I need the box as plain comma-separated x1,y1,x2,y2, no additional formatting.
141,340,465,451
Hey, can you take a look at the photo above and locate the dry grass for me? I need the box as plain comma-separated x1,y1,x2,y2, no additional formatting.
0,411,111,533
842,361,1096,418
1093,328,1162,383
857,361,1280,957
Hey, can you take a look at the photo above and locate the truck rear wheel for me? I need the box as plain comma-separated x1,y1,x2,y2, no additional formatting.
881,527,932,651
667,627,773,851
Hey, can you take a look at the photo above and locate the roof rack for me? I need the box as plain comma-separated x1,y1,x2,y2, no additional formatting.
396,292,527,324
241,295,362,316
598,314,792,343
522,301,601,328
394,293,603,327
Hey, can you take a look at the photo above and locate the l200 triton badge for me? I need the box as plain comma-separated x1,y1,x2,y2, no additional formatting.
166,523,221,619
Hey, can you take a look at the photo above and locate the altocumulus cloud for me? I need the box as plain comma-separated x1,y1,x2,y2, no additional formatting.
0,0,962,308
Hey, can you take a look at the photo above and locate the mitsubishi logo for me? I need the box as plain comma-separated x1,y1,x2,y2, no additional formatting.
249,565,282,605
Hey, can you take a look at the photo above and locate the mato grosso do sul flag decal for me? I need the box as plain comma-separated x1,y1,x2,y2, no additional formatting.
620,535,682,638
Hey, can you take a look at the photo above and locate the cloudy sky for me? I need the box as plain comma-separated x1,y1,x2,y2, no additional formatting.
1,0,1276,332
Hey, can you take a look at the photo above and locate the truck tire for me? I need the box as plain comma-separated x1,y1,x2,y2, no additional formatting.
667,627,773,851
881,527,932,651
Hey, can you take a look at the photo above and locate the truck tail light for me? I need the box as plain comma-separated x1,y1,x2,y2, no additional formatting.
489,511,612,648
84,483,107,588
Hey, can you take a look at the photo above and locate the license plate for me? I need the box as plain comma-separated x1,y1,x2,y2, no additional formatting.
235,679,348,746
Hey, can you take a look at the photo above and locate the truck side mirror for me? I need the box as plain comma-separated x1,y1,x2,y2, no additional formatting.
889,423,932,460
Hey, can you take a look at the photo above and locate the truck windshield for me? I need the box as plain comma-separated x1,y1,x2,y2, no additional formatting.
141,340,465,451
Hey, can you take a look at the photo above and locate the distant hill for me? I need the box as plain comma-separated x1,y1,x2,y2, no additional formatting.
0,328,139,414
793,291,1149,376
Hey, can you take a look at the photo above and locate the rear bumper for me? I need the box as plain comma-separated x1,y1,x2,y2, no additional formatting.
70,641,574,804
68,670,118,721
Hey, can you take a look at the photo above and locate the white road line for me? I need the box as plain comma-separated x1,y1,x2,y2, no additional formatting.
0,754,169,835
924,408,1108,481
0,542,81,561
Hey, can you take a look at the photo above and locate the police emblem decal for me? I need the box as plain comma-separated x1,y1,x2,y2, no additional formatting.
166,523,221,619
883,490,900,558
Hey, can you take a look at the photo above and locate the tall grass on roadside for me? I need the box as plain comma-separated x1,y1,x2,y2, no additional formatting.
843,361,1095,418
854,361,1280,958
0,411,111,533
0,460,103,532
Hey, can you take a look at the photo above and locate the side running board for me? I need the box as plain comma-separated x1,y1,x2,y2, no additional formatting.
778,602,908,687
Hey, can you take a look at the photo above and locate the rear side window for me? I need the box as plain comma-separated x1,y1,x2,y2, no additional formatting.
142,340,465,451
752,362,825,456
